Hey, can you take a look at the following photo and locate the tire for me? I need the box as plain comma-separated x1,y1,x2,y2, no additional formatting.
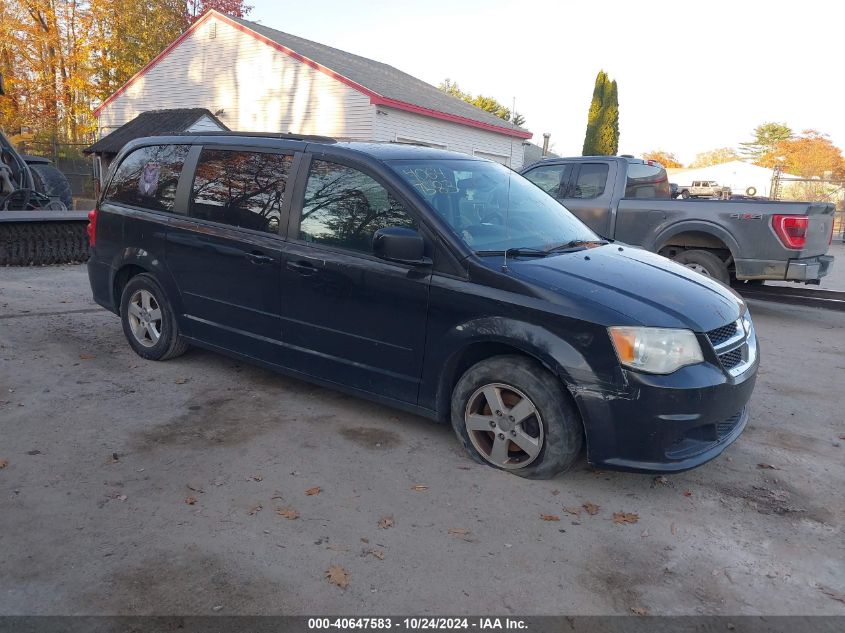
120,273,188,361
29,164,73,209
673,249,730,284
0,221,88,266
450,355,583,479
746,186,757,197
680,190,690,199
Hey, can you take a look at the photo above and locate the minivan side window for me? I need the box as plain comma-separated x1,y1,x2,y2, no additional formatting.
625,163,670,198
570,163,608,199
104,144,189,212
190,149,292,234
299,160,416,254
523,164,572,198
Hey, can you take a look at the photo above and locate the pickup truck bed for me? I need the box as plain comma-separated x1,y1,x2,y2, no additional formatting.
521,156,835,284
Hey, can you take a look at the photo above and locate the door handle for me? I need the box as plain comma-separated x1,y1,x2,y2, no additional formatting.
246,251,273,265
286,260,318,275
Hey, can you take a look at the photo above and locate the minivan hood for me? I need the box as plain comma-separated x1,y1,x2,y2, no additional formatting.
503,245,743,332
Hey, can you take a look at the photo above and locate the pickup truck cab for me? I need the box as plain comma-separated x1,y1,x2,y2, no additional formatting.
88,134,758,478
679,181,731,199
522,156,835,285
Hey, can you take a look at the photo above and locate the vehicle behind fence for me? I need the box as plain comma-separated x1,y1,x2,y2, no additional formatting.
17,140,96,203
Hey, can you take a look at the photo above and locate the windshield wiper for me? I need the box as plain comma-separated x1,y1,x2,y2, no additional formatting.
475,247,549,258
544,239,609,253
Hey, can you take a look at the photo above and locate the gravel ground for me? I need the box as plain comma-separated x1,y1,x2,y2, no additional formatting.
0,264,843,616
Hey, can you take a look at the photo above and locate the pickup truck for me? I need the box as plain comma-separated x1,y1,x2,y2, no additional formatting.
678,180,731,199
521,156,835,284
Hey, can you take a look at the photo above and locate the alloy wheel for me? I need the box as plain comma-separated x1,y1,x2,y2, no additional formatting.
464,383,544,469
127,289,162,348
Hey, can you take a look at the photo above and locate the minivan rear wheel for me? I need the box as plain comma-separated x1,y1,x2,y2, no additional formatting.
450,355,583,479
120,273,188,361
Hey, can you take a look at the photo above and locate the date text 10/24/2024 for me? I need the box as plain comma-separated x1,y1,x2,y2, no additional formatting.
307,618,529,630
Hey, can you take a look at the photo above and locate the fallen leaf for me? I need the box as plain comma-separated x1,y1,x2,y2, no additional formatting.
683,490,693,497
185,496,197,505
410,484,428,491
305,486,321,496
671,522,677,535
363,548,385,560
248,504,263,515
631,606,649,616
325,565,349,589
640,530,649,538
583,502,600,515
816,585,845,604
0,459,8,469
653,475,670,486
613,512,639,525
276,507,299,520
250,474,264,482
378,515,394,529
174,378,188,384
79,354,95,360
757,463,779,470
563,506,582,516
115,494,127,502
540,514,561,522
551,489,560,496
360,537,369,544
448,528,471,535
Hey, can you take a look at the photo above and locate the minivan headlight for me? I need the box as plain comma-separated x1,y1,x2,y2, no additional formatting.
608,327,704,374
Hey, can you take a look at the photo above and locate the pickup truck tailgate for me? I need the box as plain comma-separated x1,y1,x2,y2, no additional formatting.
798,203,836,256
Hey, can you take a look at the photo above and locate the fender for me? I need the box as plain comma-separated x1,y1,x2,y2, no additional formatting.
651,219,740,259
427,315,626,422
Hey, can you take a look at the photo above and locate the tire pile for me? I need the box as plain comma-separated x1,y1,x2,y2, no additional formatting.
0,222,89,266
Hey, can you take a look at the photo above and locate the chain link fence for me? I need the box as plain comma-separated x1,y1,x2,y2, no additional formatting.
16,140,96,201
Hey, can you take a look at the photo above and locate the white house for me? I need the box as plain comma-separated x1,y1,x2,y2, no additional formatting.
93,10,532,168
667,160,801,198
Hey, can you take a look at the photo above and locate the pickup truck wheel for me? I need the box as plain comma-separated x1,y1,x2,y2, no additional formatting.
450,355,583,479
681,190,690,199
673,250,730,284
120,273,188,361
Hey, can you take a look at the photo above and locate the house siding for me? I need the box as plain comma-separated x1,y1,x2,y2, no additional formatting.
96,16,374,140
186,114,227,132
372,106,526,169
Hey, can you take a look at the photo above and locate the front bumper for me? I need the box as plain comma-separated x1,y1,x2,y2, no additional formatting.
735,254,833,281
574,343,758,473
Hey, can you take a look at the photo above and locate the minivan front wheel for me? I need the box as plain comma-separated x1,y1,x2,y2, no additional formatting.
450,355,583,479
120,274,188,361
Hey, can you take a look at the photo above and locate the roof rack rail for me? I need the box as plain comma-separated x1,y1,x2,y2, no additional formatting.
166,131,337,144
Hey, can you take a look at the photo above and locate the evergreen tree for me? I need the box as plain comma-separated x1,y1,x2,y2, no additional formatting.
582,71,619,156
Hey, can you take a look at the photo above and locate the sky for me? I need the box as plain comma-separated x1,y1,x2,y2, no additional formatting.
246,0,845,165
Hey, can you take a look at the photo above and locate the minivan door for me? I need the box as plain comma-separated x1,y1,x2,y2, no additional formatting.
278,156,431,404
165,147,295,363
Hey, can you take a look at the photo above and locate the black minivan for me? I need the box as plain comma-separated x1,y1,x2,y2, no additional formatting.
87,133,759,479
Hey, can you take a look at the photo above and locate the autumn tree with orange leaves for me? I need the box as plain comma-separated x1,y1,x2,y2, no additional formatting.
760,130,845,180
0,0,250,143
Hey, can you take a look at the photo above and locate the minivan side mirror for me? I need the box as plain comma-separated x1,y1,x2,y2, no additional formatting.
372,227,429,265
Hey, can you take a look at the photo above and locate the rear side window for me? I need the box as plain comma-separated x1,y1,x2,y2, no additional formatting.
104,144,189,211
523,164,572,198
571,163,608,199
190,149,292,234
625,163,670,198
299,160,416,254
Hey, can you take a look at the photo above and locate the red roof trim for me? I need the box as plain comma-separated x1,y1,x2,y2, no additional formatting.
94,11,533,140
371,96,532,139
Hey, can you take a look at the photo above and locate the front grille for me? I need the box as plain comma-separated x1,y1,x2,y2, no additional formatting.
707,322,738,347
718,346,744,370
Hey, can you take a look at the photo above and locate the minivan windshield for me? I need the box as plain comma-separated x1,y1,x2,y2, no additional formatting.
389,159,599,254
